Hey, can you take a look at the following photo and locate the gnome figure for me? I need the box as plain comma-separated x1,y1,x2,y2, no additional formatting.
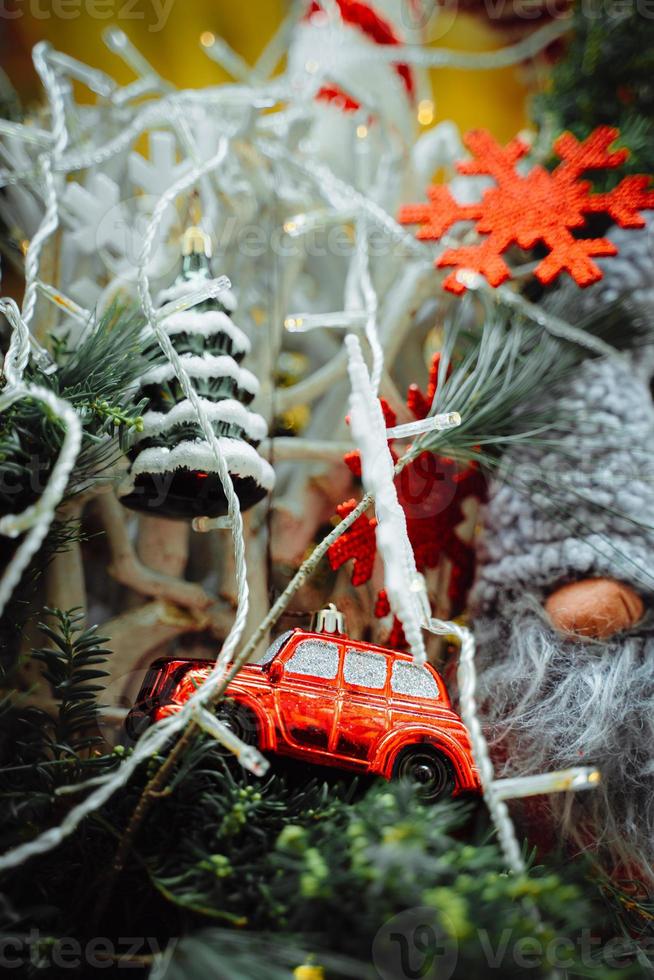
472,217,654,885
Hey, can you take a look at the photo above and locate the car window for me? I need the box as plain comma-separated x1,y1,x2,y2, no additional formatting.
344,649,387,689
391,661,440,699
258,630,293,666
286,639,339,680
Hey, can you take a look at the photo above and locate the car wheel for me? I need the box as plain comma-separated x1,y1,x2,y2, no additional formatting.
214,699,259,748
125,707,153,741
392,745,455,803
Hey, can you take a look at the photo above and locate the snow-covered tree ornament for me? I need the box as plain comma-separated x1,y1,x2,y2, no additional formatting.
120,220,274,520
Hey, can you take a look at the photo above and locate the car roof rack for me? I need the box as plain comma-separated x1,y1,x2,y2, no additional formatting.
311,603,346,635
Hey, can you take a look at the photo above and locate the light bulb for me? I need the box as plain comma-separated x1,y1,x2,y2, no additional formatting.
417,99,434,126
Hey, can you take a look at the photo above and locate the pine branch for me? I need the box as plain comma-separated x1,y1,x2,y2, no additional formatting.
534,0,654,191
411,292,643,466
30,607,112,757
0,304,160,514
0,609,117,853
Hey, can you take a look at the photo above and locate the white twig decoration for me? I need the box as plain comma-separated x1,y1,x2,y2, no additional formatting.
346,333,428,663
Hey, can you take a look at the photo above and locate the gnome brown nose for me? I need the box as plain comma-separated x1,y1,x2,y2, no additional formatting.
545,578,645,640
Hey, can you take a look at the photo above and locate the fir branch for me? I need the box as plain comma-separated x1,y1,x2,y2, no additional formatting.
29,607,112,757
0,609,117,854
87,400,144,433
0,304,160,511
534,0,654,190
410,292,634,465
134,760,637,978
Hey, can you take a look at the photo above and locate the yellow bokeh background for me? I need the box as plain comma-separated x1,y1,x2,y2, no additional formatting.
8,1,532,141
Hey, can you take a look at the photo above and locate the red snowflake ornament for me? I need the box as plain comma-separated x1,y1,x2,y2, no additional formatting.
398,126,654,295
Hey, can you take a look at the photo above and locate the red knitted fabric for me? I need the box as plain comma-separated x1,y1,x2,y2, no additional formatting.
398,126,654,294
328,499,378,587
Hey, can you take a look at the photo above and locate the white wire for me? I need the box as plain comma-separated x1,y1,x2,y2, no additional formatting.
344,215,382,393
371,17,571,70
21,44,68,330
356,217,383,395
0,385,82,619
0,87,284,187
134,139,251,678
45,49,117,98
424,616,526,875
1,298,30,386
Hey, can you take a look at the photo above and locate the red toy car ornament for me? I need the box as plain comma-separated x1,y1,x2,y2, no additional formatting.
127,605,481,802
